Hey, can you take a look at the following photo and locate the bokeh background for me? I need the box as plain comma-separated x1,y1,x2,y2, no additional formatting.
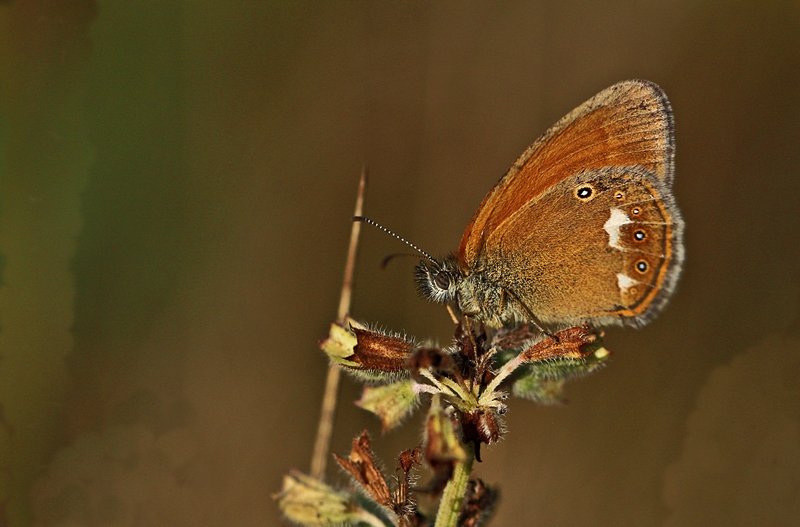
1,1,799,526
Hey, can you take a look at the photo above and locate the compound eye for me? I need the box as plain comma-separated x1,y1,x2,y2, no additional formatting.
433,271,451,290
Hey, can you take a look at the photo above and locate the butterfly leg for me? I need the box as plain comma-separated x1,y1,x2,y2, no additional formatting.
446,304,460,325
502,287,557,340
533,322,557,341
461,315,480,363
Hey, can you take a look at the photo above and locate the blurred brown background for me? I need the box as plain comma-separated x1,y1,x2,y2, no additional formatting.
1,1,799,526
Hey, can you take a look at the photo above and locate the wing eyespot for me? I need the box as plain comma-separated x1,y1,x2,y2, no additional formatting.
574,184,596,201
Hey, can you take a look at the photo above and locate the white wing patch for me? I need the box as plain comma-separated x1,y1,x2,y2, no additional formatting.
617,273,648,303
604,208,632,250
617,273,640,291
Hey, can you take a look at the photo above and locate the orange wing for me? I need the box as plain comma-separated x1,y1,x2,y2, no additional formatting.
457,79,674,271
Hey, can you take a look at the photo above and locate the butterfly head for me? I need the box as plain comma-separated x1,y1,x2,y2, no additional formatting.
415,255,462,305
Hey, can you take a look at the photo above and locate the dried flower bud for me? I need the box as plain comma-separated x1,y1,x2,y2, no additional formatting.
350,326,414,375
394,447,423,520
334,431,393,509
461,408,505,447
491,323,540,352
407,346,452,374
424,397,467,485
320,319,415,383
453,402,507,464
397,447,423,474
513,340,611,403
275,470,382,526
357,380,420,431
334,431,422,526
519,325,600,363
457,479,499,527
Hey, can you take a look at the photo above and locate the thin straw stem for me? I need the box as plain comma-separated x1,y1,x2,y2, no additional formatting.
310,166,367,480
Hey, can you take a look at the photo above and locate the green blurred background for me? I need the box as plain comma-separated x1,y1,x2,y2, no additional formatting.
0,1,798,526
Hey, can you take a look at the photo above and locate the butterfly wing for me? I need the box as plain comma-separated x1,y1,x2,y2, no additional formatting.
457,80,675,272
482,167,683,326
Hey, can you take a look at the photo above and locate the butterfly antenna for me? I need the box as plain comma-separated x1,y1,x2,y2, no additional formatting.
353,216,436,263
381,253,424,270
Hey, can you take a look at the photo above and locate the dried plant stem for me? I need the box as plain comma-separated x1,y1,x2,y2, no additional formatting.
310,167,368,480
433,443,475,527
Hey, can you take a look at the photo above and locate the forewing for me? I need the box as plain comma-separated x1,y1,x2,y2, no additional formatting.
457,79,675,270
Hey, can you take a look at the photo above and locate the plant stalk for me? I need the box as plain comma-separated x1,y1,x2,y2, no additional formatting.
433,442,475,527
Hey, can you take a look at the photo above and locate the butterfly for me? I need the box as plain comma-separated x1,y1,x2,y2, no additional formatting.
414,80,684,329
